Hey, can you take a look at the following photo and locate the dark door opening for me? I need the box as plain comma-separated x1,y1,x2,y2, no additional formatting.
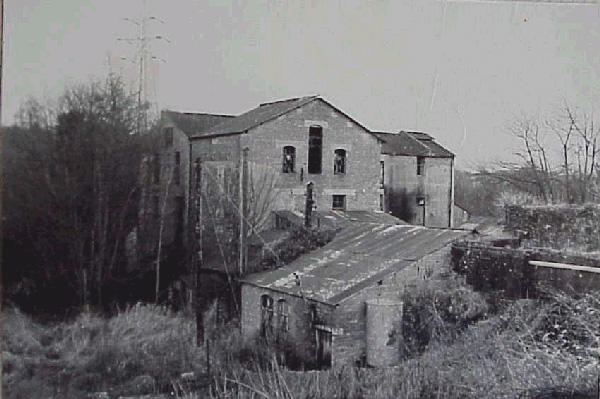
315,328,332,369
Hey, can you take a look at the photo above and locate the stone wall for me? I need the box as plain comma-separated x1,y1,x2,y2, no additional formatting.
505,204,600,251
240,99,382,212
452,241,600,298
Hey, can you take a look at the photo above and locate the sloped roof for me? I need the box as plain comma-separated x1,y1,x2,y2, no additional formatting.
242,224,469,305
272,210,406,231
202,96,319,136
374,131,454,158
163,110,235,138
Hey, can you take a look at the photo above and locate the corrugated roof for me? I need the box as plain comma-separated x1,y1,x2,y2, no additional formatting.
242,224,469,305
163,111,235,138
374,131,454,158
202,96,319,136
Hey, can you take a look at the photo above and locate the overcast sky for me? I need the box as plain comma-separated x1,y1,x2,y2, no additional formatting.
5,0,600,168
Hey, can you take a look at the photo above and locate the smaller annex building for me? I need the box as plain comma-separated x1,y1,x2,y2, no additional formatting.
240,218,470,369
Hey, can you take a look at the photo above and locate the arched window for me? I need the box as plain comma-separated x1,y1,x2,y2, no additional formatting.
308,126,323,174
260,294,274,337
333,149,346,174
282,146,295,173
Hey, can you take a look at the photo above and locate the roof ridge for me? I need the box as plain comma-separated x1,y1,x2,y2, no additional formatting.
399,130,434,155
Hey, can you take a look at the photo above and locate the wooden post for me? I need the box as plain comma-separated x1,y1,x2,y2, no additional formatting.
194,158,204,346
238,148,248,274
305,182,314,228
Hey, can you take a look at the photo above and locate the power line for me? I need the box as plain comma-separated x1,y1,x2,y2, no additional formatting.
117,0,169,133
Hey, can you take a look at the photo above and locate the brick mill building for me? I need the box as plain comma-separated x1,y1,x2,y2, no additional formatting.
150,95,457,252
143,96,465,366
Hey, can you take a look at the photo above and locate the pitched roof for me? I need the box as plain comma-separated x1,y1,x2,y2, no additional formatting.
374,131,454,158
202,96,319,136
162,110,235,138
242,224,469,305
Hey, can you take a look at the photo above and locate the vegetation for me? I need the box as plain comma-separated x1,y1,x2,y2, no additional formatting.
4,282,598,399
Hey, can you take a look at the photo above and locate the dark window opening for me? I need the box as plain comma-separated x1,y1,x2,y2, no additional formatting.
380,160,385,188
334,149,346,174
380,194,384,211
308,126,323,174
283,146,295,173
174,151,181,186
309,304,318,325
164,127,174,146
276,299,289,338
260,295,274,338
332,195,346,211
417,156,425,176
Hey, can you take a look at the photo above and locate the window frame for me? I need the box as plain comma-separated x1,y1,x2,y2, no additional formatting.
260,295,274,338
308,126,323,174
282,146,296,173
164,127,174,146
333,149,346,175
332,195,346,211
417,156,425,176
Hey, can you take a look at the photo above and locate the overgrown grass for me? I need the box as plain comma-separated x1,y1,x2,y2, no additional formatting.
3,303,203,398
207,290,599,399
4,289,598,399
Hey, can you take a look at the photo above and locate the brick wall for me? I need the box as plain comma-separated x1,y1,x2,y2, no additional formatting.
332,245,453,366
240,284,335,363
383,154,453,227
240,99,381,213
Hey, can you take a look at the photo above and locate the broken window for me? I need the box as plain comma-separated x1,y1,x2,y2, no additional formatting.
282,146,295,173
308,126,323,174
276,299,289,336
417,156,425,176
164,127,174,146
174,151,181,186
260,294,274,338
332,195,346,211
333,149,346,174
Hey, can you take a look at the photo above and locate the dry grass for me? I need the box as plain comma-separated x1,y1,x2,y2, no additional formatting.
4,290,598,399
3,303,204,398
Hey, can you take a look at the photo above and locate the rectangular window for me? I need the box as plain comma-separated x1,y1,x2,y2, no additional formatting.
164,127,174,146
380,194,384,211
283,146,295,173
334,149,346,174
417,156,425,176
174,151,181,186
380,160,385,188
332,195,346,211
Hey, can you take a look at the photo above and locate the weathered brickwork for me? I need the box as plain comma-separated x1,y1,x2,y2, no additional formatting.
240,99,381,212
383,155,453,227
241,244,453,367
241,284,335,363
332,245,452,366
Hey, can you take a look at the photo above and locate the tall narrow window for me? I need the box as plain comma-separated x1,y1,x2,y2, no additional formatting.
417,156,425,176
276,299,289,335
308,126,323,174
174,151,181,186
380,160,385,188
282,146,295,173
260,295,274,338
164,127,174,146
333,149,346,174
332,195,346,211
